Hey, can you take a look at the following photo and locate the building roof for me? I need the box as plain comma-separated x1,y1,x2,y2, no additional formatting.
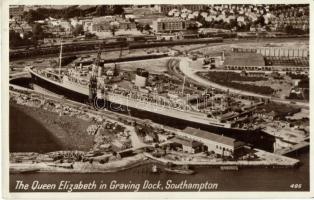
157,17,185,22
182,127,236,147
93,16,123,23
77,5,96,11
224,52,265,66
170,137,202,148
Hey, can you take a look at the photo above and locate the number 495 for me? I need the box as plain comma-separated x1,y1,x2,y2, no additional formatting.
290,184,302,189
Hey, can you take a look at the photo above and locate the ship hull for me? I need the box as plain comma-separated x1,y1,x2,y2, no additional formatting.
30,72,275,152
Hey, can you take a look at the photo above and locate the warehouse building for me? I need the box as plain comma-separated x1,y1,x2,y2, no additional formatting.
176,127,244,157
223,52,266,71
223,47,309,72
152,17,190,33
158,5,206,14
223,52,308,72
170,137,203,154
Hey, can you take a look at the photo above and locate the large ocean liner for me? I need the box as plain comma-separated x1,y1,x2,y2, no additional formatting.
27,44,275,151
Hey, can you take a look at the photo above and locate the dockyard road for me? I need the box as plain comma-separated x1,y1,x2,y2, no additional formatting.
125,126,148,150
143,149,300,167
9,71,30,81
94,115,148,150
178,57,309,109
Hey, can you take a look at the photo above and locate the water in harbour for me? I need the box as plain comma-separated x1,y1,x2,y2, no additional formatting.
10,152,308,192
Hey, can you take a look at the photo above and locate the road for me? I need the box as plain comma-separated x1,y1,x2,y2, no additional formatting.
126,126,148,149
105,117,149,150
9,71,30,81
177,57,309,108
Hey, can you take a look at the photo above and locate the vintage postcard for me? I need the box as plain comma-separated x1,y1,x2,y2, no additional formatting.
1,0,313,199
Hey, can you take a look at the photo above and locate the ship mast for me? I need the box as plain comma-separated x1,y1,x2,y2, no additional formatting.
58,41,63,77
95,43,102,68
181,60,186,95
181,75,186,95
89,43,101,104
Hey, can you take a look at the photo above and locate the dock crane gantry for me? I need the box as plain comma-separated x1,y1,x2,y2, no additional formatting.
89,43,102,104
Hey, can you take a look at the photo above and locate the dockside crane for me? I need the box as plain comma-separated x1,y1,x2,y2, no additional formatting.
89,43,102,104
113,43,125,77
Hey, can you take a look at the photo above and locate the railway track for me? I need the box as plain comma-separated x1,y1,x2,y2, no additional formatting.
10,37,223,61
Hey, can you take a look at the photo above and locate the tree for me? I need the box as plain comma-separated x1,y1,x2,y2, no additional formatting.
285,25,305,35
187,22,199,31
110,27,117,36
110,22,119,36
285,25,294,34
23,31,33,39
254,15,265,27
95,5,109,16
85,32,97,39
136,23,144,32
73,24,84,36
9,30,22,47
9,30,33,47
265,25,271,32
223,22,231,29
23,9,44,24
63,6,82,19
229,19,237,29
112,5,124,15
144,24,152,31
32,23,44,40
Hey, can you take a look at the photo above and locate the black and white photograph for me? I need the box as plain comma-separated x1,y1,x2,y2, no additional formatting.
3,1,311,197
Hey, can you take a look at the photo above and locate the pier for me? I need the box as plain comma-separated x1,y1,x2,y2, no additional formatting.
143,150,300,168
275,141,309,155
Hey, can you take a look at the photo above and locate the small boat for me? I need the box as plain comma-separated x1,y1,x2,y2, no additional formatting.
10,168,40,174
151,165,158,173
48,163,74,169
164,165,195,175
220,166,239,171
19,168,40,173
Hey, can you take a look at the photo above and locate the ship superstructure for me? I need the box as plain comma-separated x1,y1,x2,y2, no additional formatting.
28,62,262,131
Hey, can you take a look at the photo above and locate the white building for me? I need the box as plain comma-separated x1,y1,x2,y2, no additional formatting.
170,137,202,154
152,17,190,33
70,18,83,27
176,127,244,157
59,20,72,33
81,19,93,32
